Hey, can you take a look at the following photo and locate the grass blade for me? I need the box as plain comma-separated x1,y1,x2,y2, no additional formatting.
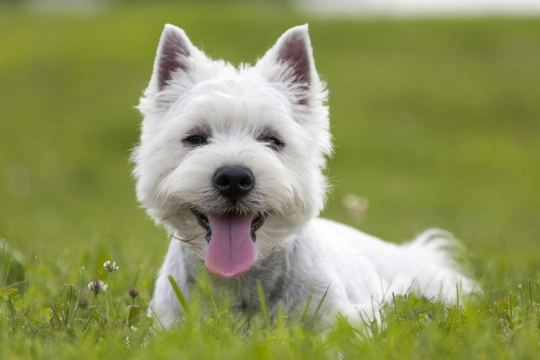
256,280,270,326
167,275,190,315
311,283,331,326
301,292,314,324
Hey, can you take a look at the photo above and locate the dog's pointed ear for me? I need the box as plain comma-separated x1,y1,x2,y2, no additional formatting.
256,24,319,105
139,25,208,114
151,24,194,91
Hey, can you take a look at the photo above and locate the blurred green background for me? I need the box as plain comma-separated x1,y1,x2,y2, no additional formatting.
0,2,539,293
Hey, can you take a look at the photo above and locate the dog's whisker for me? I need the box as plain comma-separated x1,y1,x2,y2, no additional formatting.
264,237,285,251
172,234,204,252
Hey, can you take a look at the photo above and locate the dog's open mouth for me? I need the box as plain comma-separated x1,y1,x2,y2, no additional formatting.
192,209,265,279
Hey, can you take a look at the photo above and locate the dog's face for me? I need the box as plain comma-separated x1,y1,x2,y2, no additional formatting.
133,25,331,279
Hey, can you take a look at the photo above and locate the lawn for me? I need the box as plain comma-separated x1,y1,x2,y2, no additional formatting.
0,3,539,358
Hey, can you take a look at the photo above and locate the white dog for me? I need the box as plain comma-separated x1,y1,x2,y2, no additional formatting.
133,24,477,329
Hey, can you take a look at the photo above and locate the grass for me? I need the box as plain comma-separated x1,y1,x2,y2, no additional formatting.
1,3,539,358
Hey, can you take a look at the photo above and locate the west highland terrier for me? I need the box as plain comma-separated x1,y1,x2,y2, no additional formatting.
133,24,477,329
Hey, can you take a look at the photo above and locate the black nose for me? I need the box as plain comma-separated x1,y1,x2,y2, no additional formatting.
212,166,255,201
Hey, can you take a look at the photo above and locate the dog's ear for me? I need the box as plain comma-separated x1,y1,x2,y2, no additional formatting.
154,24,192,91
256,24,319,105
150,24,195,91
139,25,209,114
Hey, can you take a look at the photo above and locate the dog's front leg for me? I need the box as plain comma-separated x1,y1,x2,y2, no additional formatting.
148,240,192,329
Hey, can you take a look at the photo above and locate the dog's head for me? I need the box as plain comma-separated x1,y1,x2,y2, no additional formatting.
133,24,331,279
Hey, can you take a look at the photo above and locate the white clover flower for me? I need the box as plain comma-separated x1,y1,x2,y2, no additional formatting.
88,279,107,295
103,260,119,272
342,194,369,222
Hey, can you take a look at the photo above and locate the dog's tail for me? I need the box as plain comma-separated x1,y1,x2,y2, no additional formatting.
382,229,480,304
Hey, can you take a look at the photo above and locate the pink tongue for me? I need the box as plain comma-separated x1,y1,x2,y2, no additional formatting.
205,213,257,279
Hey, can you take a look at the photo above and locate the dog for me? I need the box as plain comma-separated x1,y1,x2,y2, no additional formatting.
133,24,477,329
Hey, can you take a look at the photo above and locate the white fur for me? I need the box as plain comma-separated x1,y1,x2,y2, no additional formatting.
133,24,478,329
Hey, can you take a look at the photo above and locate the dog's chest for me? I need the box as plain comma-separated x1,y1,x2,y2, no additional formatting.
202,252,290,313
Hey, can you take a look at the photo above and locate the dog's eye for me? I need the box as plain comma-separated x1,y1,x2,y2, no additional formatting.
263,137,284,151
183,135,207,146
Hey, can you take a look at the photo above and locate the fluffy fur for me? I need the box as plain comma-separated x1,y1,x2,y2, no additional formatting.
133,24,478,329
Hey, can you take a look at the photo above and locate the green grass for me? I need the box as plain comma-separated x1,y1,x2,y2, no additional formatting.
1,3,539,358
